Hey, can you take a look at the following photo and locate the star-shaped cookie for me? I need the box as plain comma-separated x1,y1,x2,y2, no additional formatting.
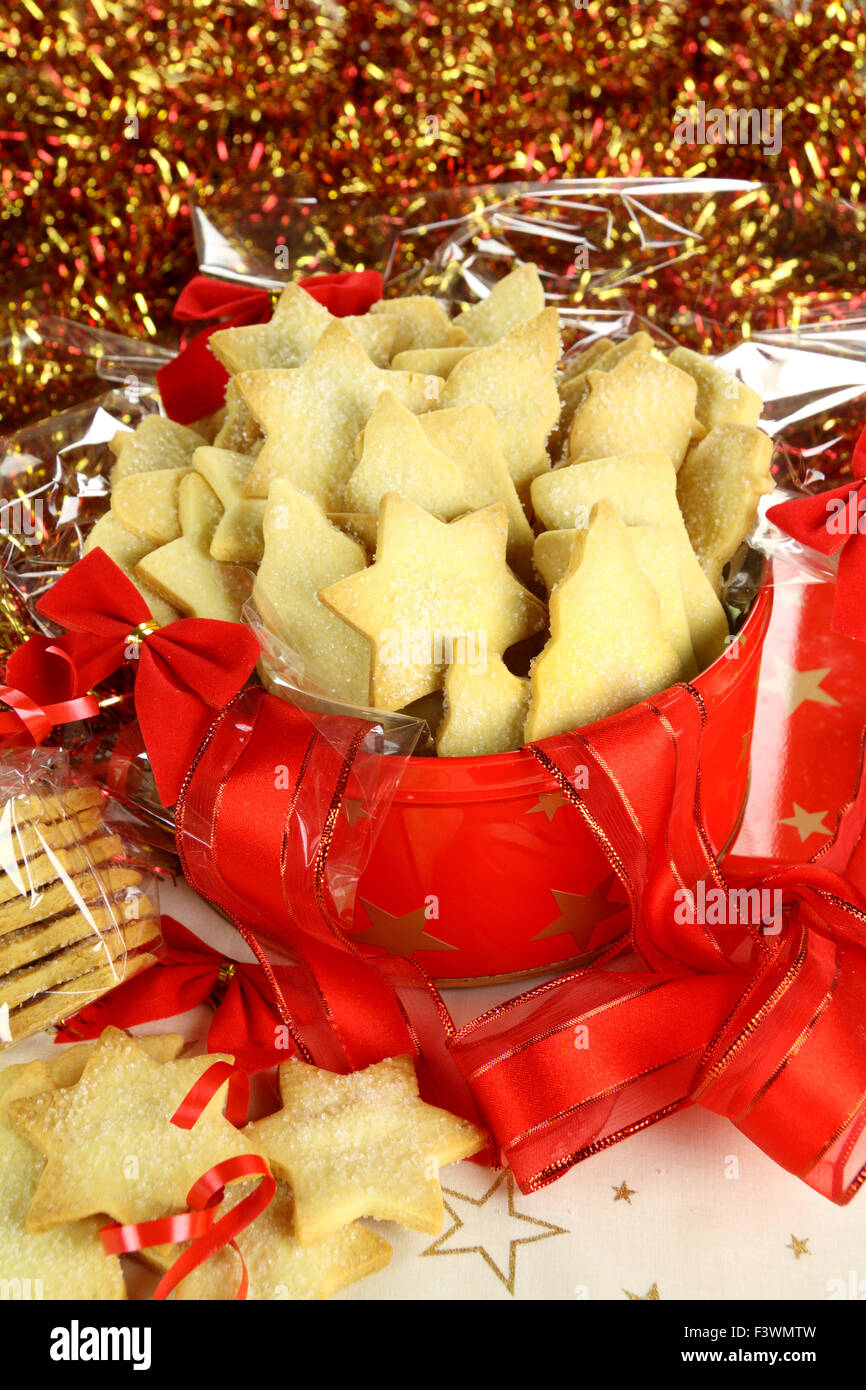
209,281,397,374
237,322,443,510
109,416,204,486
7,1027,259,1236
567,350,700,470
345,391,466,519
524,501,682,742
369,294,466,355
319,492,547,709
174,1178,392,1300
441,308,560,487
0,1063,126,1299
455,263,546,346
245,1055,485,1244
192,445,267,563
135,472,250,622
677,423,774,591
669,347,763,432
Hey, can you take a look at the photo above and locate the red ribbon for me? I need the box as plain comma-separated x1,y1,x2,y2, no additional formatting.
156,270,384,425
768,425,866,642
35,549,260,806
55,916,298,1073
0,636,99,746
100,1060,275,1300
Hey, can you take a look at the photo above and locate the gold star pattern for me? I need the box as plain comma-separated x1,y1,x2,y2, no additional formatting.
526,791,569,822
612,1180,637,1204
780,803,832,843
762,660,839,716
625,1282,661,1300
421,1173,568,1296
531,878,620,949
787,1235,811,1260
353,900,457,954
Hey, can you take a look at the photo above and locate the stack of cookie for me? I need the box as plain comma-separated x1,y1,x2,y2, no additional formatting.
88,264,773,757
0,785,159,1047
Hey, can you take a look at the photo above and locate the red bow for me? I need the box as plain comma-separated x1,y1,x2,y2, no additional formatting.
768,426,866,642
156,270,384,425
0,636,99,746
55,915,298,1073
35,549,260,806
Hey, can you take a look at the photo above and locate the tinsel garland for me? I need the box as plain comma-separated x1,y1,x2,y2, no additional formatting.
1,0,865,428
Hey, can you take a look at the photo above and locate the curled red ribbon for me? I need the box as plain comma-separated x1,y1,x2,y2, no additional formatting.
0,636,99,746
768,425,866,642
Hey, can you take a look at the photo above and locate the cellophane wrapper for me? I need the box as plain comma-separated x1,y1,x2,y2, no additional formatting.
0,746,162,1048
2,176,866,924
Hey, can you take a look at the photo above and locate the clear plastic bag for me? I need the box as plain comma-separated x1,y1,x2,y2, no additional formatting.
0,746,161,1048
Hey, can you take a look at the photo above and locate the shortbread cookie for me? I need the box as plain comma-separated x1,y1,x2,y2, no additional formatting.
369,295,467,356
109,416,204,486
559,336,614,383
254,481,371,705
327,513,379,552
0,865,142,939
0,834,124,907
2,786,102,827
112,467,189,545
567,351,699,470
43,1034,184,1088
524,502,682,742
245,1055,485,1245
437,656,530,757
319,493,547,710
7,955,156,1045
209,281,397,374
83,515,180,626
8,1028,258,1237
455,263,546,346
0,1066,126,1300
669,347,763,432
441,309,560,488
534,523,697,678
238,323,443,510
677,423,774,591
192,446,266,564
530,452,729,667
0,915,156,1013
419,404,536,580
345,392,465,519
174,1178,392,1301
135,473,250,623
391,346,476,377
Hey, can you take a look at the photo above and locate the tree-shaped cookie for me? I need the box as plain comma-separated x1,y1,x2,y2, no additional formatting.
319,493,547,709
441,308,561,487
237,322,442,510
567,351,700,470
345,392,466,518
253,481,371,705
135,473,249,622
112,467,189,545
369,295,467,355
245,1055,484,1244
454,263,546,346
524,502,682,742
677,423,774,591
209,282,397,374
669,348,763,432
437,656,530,757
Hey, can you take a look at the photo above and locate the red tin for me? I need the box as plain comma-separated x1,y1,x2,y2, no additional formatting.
351,572,774,985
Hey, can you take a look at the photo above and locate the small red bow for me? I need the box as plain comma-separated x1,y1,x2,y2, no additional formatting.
55,915,296,1073
36,548,260,806
0,635,99,746
156,270,384,425
768,426,866,642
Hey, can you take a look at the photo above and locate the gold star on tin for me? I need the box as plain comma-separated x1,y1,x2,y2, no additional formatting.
421,1172,568,1296
787,1235,811,1260
353,900,457,954
612,1180,637,1204
624,1281,660,1300
761,660,839,716
525,792,569,822
779,803,832,843
531,879,620,948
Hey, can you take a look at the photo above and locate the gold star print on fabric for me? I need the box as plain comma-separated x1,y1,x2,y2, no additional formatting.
353,900,457,954
780,803,832,843
624,1282,660,1300
420,1173,568,1296
787,1235,811,1260
7,1028,257,1238
525,792,569,822
612,1181,637,1204
761,660,839,716
531,881,620,949
246,1057,485,1245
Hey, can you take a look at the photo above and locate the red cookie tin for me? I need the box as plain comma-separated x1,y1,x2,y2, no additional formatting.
351,570,774,985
